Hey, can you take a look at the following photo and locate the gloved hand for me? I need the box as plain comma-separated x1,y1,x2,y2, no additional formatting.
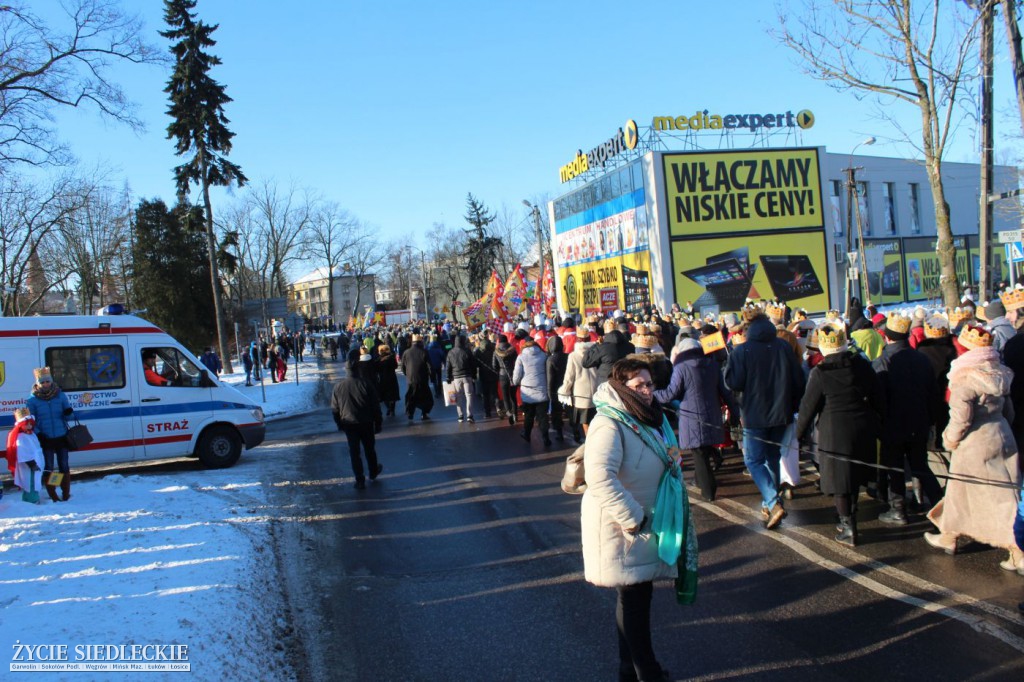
63,407,74,416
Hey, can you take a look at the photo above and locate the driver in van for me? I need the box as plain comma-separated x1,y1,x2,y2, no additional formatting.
143,350,170,386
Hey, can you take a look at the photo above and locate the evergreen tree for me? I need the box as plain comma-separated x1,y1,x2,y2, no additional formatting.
462,193,502,297
162,0,246,372
132,199,216,350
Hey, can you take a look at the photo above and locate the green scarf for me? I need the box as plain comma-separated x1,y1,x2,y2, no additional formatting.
595,401,698,605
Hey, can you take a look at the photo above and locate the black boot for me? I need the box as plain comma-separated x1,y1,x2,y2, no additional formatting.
878,495,908,525
835,515,857,546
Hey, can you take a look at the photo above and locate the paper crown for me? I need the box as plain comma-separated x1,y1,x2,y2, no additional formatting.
999,284,1024,312
959,325,993,350
947,307,972,328
741,303,763,322
885,312,912,335
32,367,51,381
824,309,841,322
765,300,787,321
14,407,32,422
731,331,747,346
817,326,847,356
923,314,950,338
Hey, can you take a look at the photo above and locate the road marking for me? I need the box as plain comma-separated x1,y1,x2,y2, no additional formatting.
693,495,1024,654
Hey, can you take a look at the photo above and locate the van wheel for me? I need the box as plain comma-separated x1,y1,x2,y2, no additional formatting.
197,425,242,468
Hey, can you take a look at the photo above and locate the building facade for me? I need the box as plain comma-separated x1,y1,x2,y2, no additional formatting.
288,267,376,327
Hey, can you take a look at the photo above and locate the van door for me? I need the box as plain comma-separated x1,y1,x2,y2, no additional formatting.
41,337,140,466
134,343,213,460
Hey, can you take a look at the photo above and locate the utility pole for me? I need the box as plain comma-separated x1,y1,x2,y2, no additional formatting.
979,0,995,300
844,167,857,311
844,166,870,308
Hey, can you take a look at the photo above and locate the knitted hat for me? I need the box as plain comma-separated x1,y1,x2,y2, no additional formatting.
817,325,848,357
363,337,375,350
33,367,52,383
984,299,1007,320
923,314,950,339
677,338,701,354
958,324,993,350
871,313,886,328
14,407,33,423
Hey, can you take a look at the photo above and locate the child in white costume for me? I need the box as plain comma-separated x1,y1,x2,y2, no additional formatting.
6,407,44,497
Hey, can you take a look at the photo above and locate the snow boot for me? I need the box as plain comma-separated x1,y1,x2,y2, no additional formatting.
60,473,71,502
835,516,857,547
878,495,908,525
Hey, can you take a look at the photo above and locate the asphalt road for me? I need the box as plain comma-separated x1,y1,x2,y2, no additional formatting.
263,368,1024,682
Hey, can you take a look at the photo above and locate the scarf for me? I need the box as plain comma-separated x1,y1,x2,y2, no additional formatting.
593,395,699,605
6,419,33,475
607,379,662,428
31,382,59,401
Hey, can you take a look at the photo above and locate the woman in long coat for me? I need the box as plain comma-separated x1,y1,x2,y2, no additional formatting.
925,325,1023,570
512,339,550,446
558,327,599,442
376,345,401,416
796,326,884,546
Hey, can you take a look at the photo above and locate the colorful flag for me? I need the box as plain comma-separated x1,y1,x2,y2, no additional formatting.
372,311,385,326
540,261,555,317
502,264,528,318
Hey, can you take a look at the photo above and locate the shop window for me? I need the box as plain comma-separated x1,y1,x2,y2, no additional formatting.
856,181,871,235
909,183,921,234
883,182,897,235
830,180,843,237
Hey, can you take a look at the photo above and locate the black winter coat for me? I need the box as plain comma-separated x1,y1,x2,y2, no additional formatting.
582,330,633,385
796,352,884,494
474,340,497,385
1003,330,1024,437
400,342,434,412
493,343,517,382
375,352,401,402
331,366,383,430
723,316,805,428
445,336,477,381
872,340,936,442
916,336,957,436
546,336,567,400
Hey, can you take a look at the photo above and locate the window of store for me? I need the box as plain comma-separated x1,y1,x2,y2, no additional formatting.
883,182,897,235
909,183,921,233
830,180,843,237
856,181,871,235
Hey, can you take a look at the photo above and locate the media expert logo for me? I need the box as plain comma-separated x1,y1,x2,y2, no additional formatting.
559,119,639,183
565,273,579,308
653,109,814,133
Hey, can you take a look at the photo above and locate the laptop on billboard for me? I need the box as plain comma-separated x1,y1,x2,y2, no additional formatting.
759,255,825,301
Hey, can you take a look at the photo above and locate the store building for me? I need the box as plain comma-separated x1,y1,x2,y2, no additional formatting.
549,119,1020,317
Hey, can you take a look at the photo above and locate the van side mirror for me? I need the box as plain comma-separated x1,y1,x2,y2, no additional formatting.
199,370,216,388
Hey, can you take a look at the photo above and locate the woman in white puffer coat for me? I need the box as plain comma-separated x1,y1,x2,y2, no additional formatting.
512,338,550,446
558,326,599,443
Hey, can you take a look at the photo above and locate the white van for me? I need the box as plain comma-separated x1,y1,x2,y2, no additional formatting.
0,313,265,469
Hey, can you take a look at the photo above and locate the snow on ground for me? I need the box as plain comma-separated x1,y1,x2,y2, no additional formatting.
0,353,335,680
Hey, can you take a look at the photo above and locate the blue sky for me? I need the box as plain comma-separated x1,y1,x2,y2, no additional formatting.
45,0,1017,244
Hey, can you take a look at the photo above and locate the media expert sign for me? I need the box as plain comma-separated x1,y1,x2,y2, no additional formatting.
663,148,824,236
903,235,969,300
653,109,815,133
561,250,651,314
559,120,639,183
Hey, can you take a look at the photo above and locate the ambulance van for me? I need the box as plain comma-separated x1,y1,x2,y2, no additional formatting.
0,313,265,469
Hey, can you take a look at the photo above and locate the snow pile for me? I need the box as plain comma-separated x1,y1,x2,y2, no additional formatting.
217,356,331,421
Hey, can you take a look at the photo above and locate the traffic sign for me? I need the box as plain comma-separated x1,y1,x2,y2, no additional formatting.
998,229,1023,244
1006,242,1024,263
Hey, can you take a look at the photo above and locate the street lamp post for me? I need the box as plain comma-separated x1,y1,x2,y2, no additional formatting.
522,200,546,275
844,136,875,313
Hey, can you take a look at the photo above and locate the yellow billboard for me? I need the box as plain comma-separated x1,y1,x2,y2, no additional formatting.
671,231,831,315
664,148,823,237
559,251,652,316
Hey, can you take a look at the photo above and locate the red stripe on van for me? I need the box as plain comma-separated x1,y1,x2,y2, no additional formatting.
76,434,193,451
0,326,161,338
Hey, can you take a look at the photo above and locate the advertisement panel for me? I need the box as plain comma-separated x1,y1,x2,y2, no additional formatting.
903,235,969,301
965,234,1006,287
663,148,824,237
863,238,905,303
670,231,830,315
560,251,652,316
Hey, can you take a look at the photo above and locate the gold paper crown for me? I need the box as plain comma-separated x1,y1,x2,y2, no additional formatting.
33,367,51,381
14,407,31,422
999,284,1024,312
947,307,971,328
959,325,993,350
741,303,764,322
817,326,847,355
825,309,841,322
923,314,950,339
731,331,747,346
765,300,787,321
885,312,912,335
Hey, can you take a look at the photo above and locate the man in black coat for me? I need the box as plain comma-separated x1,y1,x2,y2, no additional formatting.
582,318,634,385
331,356,384,490
473,333,498,419
400,334,435,420
872,313,941,523
915,316,958,451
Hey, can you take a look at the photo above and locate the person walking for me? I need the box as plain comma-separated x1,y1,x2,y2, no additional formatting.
427,334,447,398
445,335,478,423
924,325,1023,570
493,334,519,424
583,318,635,385
724,305,805,529
330,352,384,490
582,357,697,682
546,335,568,441
474,333,499,419
654,337,738,502
873,313,943,524
796,326,884,546
242,343,254,386
376,344,400,417
916,314,958,452
199,347,222,377
400,334,434,421
6,408,44,501
26,367,74,502
513,338,550,445
558,324,599,443
249,341,262,382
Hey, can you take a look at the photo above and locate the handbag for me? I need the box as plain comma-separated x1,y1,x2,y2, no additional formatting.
64,417,94,451
560,444,587,494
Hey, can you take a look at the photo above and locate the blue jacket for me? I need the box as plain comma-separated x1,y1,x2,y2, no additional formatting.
1015,482,1024,553
655,349,737,449
724,316,805,429
426,341,446,370
27,390,72,441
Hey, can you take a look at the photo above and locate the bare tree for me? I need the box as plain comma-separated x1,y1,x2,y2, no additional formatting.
490,203,533,271
344,226,387,321
0,173,83,314
423,222,470,322
776,0,981,306
0,1,162,167
246,179,313,297
306,200,361,320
